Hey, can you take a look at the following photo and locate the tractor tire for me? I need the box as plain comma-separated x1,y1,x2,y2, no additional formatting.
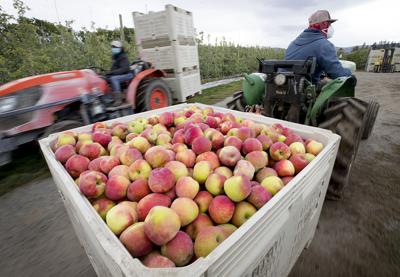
135,78,172,113
227,91,246,112
318,98,367,200
40,120,83,139
361,100,379,140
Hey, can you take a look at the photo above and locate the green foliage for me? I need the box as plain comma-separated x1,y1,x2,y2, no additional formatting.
342,48,370,70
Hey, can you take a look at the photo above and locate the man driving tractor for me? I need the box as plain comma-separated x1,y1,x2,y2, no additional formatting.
285,10,352,85
108,40,132,106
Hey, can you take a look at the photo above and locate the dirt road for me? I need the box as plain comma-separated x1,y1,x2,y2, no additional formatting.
0,72,399,276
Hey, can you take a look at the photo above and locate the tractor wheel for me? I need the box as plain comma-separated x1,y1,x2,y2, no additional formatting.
135,78,172,113
361,100,379,140
227,91,246,112
41,120,83,139
318,98,367,200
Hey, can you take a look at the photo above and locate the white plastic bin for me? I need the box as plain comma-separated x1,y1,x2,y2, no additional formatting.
39,103,340,277
164,70,202,102
139,43,199,73
133,4,195,44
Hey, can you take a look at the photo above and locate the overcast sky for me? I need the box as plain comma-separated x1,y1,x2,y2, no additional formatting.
2,0,399,48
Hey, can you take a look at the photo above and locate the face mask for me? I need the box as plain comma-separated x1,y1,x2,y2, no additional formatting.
112,47,121,55
322,26,334,39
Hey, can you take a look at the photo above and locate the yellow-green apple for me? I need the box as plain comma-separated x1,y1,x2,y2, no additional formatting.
144,206,181,246
289,142,306,155
165,161,189,180
193,161,213,184
156,133,172,146
148,168,176,193
128,159,152,181
233,160,255,180
79,170,107,198
283,133,303,146
202,107,214,116
245,151,269,171
274,159,295,177
257,134,273,151
256,167,278,183
172,143,188,153
144,146,171,168
194,226,226,258
191,136,212,155
78,142,102,160
205,173,227,196
120,222,153,258
306,139,323,155
99,156,120,174
141,251,175,268
153,123,168,134
128,136,151,154
127,178,151,202
92,131,112,148
247,185,272,209
159,112,174,127
137,193,172,221
175,176,199,199
289,153,311,174
224,136,242,151
185,213,214,240
214,166,233,179
65,154,90,178
78,132,92,141
282,176,294,185
184,126,203,145
305,153,316,161
55,144,76,163
218,224,237,238
107,136,123,152
106,202,137,235
269,142,291,161
120,147,143,166
92,198,115,220
208,195,235,224
172,129,185,144
218,146,241,167
171,197,199,226
110,143,128,158
92,122,107,132
232,201,257,227
75,139,93,153
127,120,145,134
105,175,130,200
174,115,186,128
196,152,220,170
261,176,284,196
242,138,263,155
223,175,252,202
57,133,76,147
194,191,213,213
111,124,128,140
175,149,196,168
161,231,193,266
140,128,158,144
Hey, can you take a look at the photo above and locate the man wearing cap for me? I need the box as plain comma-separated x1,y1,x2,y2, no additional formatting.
108,40,132,106
285,10,352,84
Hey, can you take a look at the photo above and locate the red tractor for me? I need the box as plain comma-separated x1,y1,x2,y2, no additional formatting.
0,60,173,165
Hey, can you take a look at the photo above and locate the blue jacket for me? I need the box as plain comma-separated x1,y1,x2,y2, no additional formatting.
284,29,351,84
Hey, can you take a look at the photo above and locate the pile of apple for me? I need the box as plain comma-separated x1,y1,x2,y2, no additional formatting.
52,105,324,268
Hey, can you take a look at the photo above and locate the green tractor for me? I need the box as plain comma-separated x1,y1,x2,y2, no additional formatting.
227,58,379,199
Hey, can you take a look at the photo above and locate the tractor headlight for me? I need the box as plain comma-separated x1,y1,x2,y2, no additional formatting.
0,96,17,113
274,74,286,86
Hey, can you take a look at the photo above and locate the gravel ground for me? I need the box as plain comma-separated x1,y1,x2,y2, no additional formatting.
0,72,399,276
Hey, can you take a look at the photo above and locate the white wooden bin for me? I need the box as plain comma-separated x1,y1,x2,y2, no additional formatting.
164,70,202,102
133,4,195,45
39,103,340,277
